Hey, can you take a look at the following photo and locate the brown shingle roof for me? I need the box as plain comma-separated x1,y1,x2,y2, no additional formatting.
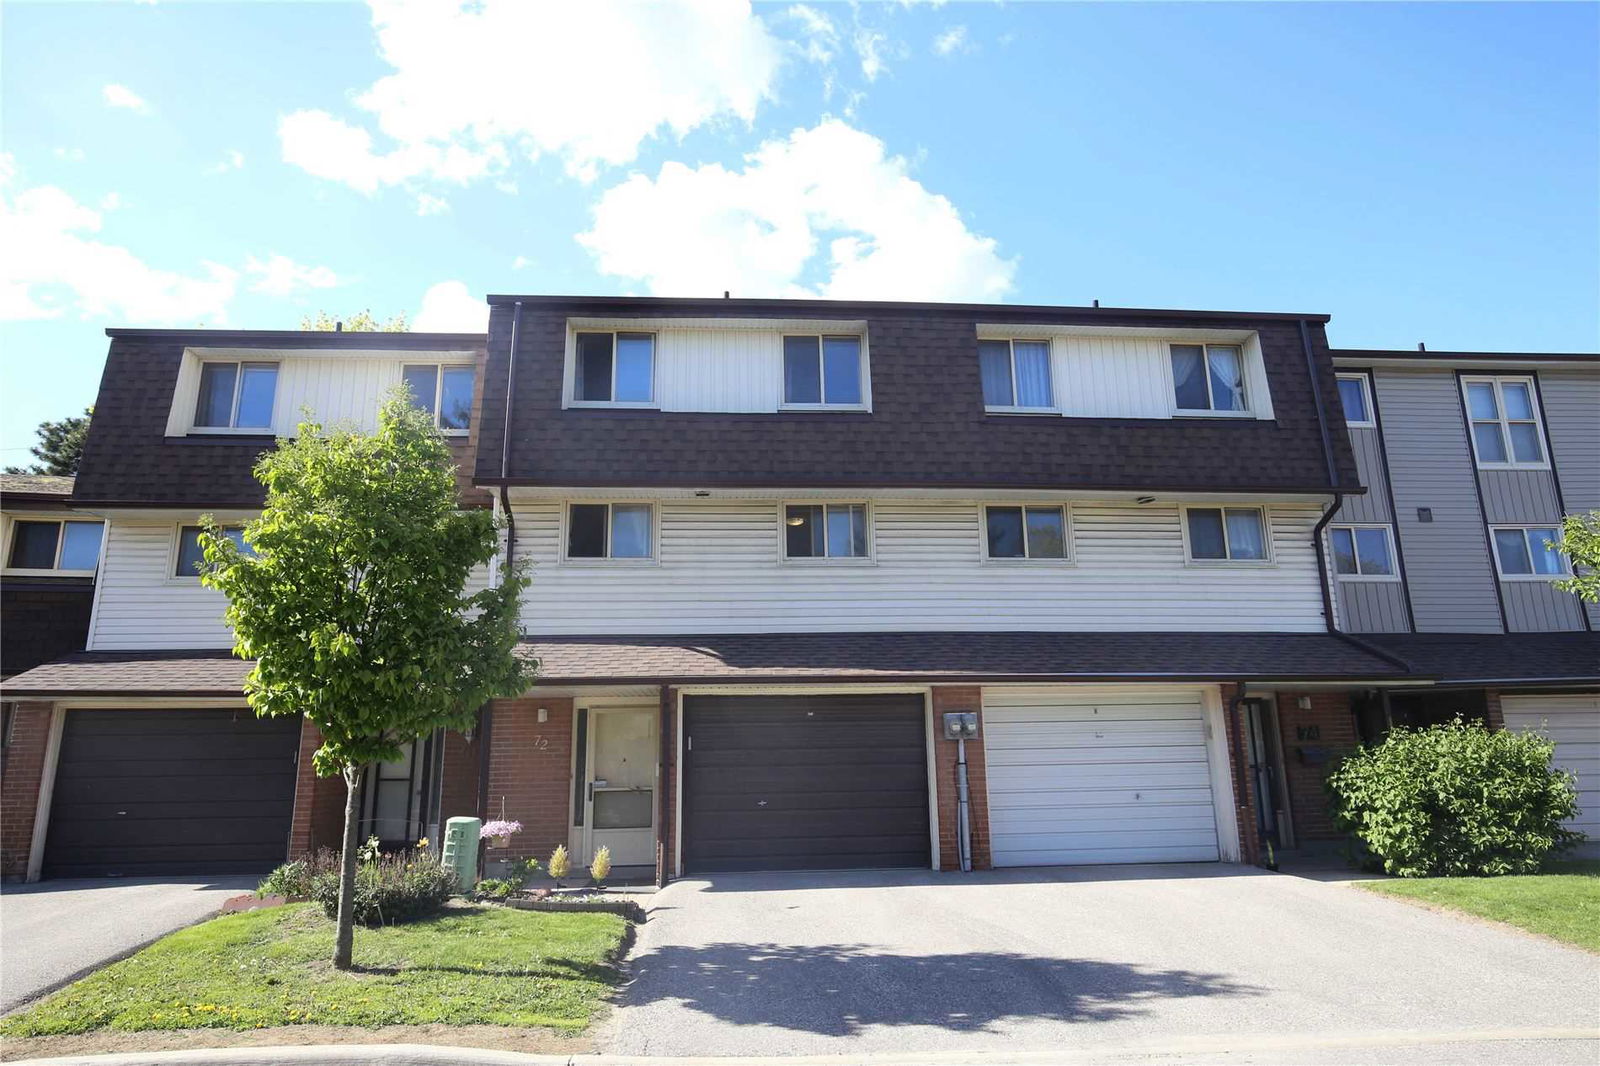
0,474,75,498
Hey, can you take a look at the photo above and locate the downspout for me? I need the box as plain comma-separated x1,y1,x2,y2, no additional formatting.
1299,320,1414,675
657,685,671,888
498,300,524,571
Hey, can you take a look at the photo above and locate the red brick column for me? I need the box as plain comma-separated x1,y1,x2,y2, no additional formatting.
1483,688,1505,731
1,702,56,881
288,719,348,857
931,686,990,871
438,724,482,825
657,687,676,886
1274,691,1358,842
1218,684,1262,867
483,697,573,864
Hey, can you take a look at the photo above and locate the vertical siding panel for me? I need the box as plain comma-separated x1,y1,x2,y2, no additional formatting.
1342,428,1391,523
1541,367,1600,628
1372,368,1502,633
1337,580,1408,633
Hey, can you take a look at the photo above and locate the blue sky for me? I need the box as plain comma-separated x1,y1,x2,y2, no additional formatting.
3,1,1597,465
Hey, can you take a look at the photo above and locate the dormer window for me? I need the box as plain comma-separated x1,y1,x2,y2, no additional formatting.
979,339,1054,411
574,332,655,406
194,361,277,429
403,364,474,432
1171,344,1247,415
783,336,864,407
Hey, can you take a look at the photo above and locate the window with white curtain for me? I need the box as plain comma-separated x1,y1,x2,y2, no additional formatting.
979,339,1055,410
1171,344,1247,414
1185,506,1270,563
1490,526,1568,579
1462,376,1546,467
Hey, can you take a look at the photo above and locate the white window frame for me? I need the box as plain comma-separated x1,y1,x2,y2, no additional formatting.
778,501,875,564
979,503,1075,564
1335,373,1376,429
167,523,251,583
191,359,280,433
1461,375,1549,470
401,363,474,436
979,338,1059,414
559,501,658,566
1488,524,1570,581
1,517,104,577
1328,523,1399,581
1180,504,1275,567
1168,343,1252,418
779,335,870,412
567,331,658,409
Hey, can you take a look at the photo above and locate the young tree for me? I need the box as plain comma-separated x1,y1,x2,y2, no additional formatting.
299,309,410,332
5,407,92,475
199,395,531,969
1552,511,1599,603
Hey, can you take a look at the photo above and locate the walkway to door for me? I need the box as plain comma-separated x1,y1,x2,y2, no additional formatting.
600,865,1598,1061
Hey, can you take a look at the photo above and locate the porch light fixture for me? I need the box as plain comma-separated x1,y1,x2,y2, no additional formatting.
785,514,806,526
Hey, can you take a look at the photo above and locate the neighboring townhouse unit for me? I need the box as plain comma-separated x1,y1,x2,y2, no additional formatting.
1,299,1594,883
1,475,102,680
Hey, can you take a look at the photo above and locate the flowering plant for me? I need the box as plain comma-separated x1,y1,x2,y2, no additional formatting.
480,819,523,840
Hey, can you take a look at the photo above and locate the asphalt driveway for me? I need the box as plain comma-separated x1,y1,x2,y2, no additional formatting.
0,876,257,1012
600,864,1600,1062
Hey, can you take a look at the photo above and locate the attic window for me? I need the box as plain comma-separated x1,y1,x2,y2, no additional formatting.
194,361,278,429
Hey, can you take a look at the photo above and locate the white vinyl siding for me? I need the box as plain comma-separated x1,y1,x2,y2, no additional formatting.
1502,694,1600,855
984,687,1221,866
509,496,1326,634
87,514,492,651
165,348,477,438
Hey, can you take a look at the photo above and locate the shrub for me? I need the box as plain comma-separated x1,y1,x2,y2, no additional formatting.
548,844,571,885
474,877,517,899
310,845,457,925
590,845,612,887
257,850,339,899
1328,718,1582,877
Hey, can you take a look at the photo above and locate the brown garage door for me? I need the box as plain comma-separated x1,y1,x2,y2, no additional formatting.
42,709,300,878
683,694,931,872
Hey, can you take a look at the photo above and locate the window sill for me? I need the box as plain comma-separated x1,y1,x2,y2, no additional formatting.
1,567,98,579
565,401,659,411
184,427,278,436
441,428,471,437
558,557,659,568
981,557,1076,566
1184,559,1275,569
1335,573,1401,583
780,556,876,566
1475,462,1552,472
1345,421,1377,430
777,403,871,413
1497,573,1570,582
1172,409,1256,419
984,406,1061,416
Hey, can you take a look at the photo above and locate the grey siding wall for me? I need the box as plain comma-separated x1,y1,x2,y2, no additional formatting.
1336,579,1410,633
1541,367,1600,629
1344,427,1393,522
1480,470,1563,524
1501,580,1586,632
1372,368,1502,633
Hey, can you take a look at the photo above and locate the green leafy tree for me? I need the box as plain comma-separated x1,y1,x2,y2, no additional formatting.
300,309,410,332
1552,511,1599,603
5,407,92,475
199,395,531,969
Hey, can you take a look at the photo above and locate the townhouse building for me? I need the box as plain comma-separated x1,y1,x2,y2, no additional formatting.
0,296,1594,883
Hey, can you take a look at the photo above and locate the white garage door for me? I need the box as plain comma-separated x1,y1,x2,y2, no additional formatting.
1502,693,1600,851
985,687,1222,867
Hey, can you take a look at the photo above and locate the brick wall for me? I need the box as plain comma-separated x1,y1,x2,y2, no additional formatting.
930,686,989,871
1484,688,1505,730
1274,690,1358,842
657,689,676,886
0,701,55,880
438,725,481,825
483,697,574,864
288,719,350,856
1218,684,1262,866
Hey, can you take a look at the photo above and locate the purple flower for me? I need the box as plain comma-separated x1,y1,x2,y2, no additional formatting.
480,820,523,839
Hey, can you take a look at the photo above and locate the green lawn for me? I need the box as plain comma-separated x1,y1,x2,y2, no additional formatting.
0,903,629,1037
1361,860,1600,952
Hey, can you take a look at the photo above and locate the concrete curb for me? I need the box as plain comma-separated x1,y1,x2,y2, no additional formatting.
11,1029,1600,1066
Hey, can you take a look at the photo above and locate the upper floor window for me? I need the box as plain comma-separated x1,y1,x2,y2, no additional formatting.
4,519,103,574
402,364,474,432
783,336,864,407
1329,524,1396,579
1463,376,1545,467
1185,506,1270,563
1336,374,1374,428
784,503,869,560
574,332,654,406
174,525,253,578
1171,344,1246,414
984,504,1069,560
979,339,1054,411
1490,525,1568,580
194,361,278,429
566,502,653,561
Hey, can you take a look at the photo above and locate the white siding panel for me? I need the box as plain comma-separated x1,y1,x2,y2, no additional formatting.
985,687,1221,866
514,498,1327,633
1054,333,1274,420
656,329,782,412
1502,694,1600,853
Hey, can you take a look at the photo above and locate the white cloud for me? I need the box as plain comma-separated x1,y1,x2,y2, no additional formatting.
280,0,782,191
933,25,969,56
412,280,487,333
578,120,1016,303
206,149,245,175
511,255,532,270
99,192,123,211
244,254,341,298
854,27,890,81
102,83,150,113
787,4,839,64
54,147,85,162
414,192,450,216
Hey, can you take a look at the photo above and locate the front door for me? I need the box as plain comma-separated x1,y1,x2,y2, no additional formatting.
583,707,657,868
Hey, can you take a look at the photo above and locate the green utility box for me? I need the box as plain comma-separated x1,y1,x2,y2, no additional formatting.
442,816,481,894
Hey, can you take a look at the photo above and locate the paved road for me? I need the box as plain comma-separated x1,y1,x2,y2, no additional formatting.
599,864,1600,1061
0,876,258,1012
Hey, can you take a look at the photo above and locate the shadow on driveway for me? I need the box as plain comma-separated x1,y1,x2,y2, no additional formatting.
620,940,1261,1037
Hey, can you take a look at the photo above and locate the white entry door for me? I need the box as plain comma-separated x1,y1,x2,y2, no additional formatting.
583,707,657,868
985,687,1221,866
1502,693,1600,853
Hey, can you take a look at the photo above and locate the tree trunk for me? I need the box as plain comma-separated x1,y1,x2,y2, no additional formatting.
332,763,363,971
